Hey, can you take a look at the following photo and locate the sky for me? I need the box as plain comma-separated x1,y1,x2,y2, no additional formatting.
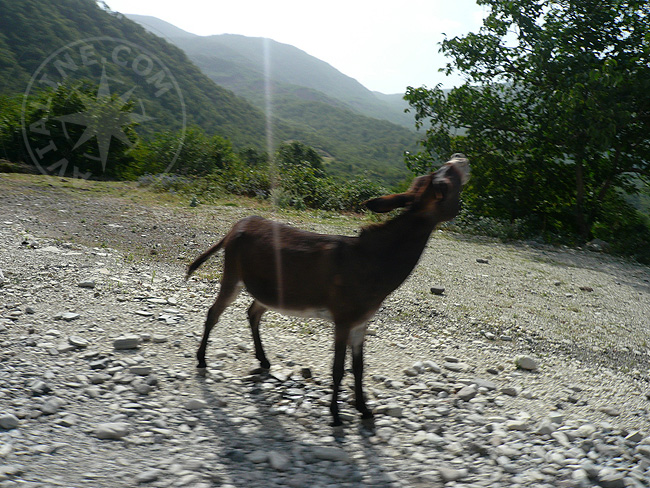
103,0,488,94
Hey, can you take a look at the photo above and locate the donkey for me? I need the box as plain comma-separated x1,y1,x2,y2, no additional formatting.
186,154,470,425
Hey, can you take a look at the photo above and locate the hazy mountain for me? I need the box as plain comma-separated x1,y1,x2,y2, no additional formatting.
0,0,269,148
373,92,412,117
126,14,417,183
127,15,414,128
0,1,414,183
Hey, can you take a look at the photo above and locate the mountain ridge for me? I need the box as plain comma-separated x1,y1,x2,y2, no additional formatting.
126,14,413,127
0,1,414,184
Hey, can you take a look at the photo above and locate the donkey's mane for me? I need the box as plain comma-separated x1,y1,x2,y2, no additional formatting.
358,208,421,240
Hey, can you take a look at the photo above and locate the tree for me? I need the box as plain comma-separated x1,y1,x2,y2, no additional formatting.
276,140,324,174
132,126,237,177
405,0,650,241
23,82,138,179
239,147,268,167
0,94,27,163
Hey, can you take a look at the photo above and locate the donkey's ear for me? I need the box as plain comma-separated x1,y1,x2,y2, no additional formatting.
363,194,414,213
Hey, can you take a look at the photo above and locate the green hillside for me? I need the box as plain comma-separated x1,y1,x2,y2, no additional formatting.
125,15,416,182
0,1,414,184
127,15,413,128
0,0,269,148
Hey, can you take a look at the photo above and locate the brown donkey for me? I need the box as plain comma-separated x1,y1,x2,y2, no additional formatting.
186,154,470,425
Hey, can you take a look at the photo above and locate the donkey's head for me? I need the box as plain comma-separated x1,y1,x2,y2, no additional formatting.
364,153,470,222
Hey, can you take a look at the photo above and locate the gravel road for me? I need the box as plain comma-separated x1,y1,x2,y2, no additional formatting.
1,174,650,488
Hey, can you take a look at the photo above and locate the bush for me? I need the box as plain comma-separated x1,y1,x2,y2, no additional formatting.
217,164,272,199
139,161,388,214
132,126,237,178
591,192,650,264
447,208,532,241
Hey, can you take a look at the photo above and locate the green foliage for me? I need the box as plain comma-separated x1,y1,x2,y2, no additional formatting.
405,0,650,259
0,0,268,149
239,147,268,167
0,94,26,163
0,0,417,186
213,160,387,212
445,209,532,242
271,96,416,185
591,192,650,263
217,162,272,199
277,141,324,173
135,134,388,213
21,82,138,178
131,126,237,177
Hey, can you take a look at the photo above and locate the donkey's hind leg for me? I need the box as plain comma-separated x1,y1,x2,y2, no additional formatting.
247,300,270,370
197,275,242,370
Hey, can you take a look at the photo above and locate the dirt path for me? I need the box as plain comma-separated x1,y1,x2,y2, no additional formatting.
1,173,650,488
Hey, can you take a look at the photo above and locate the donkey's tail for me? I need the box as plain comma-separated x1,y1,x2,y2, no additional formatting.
185,238,226,280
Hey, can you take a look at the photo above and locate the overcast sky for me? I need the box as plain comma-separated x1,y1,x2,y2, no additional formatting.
104,0,487,94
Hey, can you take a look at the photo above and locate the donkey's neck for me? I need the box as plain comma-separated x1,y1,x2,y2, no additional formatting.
357,211,439,294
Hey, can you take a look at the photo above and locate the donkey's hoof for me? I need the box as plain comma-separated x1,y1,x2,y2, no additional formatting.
248,366,270,375
360,416,376,434
361,410,375,420
196,367,208,377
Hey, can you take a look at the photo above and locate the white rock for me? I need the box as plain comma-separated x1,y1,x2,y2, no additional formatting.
597,467,625,488
136,469,162,484
403,367,419,377
505,419,529,431
439,466,467,482
422,360,442,373
185,399,208,410
443,361,469,372
382,404,403,418
625,431,643,443
247,450,268,463
598,405,621,417
456,385,478,401
68,336,90,348
514,355,539,371
575,424,597,438
311,446,351,462
113,335,140,350
95,422,130,439
130,366,152,376
534,420,555,435
40,246,62,253
0,442,13,457
268,451,290,471
635,445,650,458
472,378,497,390
40,398,64,415
0,413,19,430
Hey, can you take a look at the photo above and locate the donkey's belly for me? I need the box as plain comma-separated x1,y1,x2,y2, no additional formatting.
263,304,334,322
